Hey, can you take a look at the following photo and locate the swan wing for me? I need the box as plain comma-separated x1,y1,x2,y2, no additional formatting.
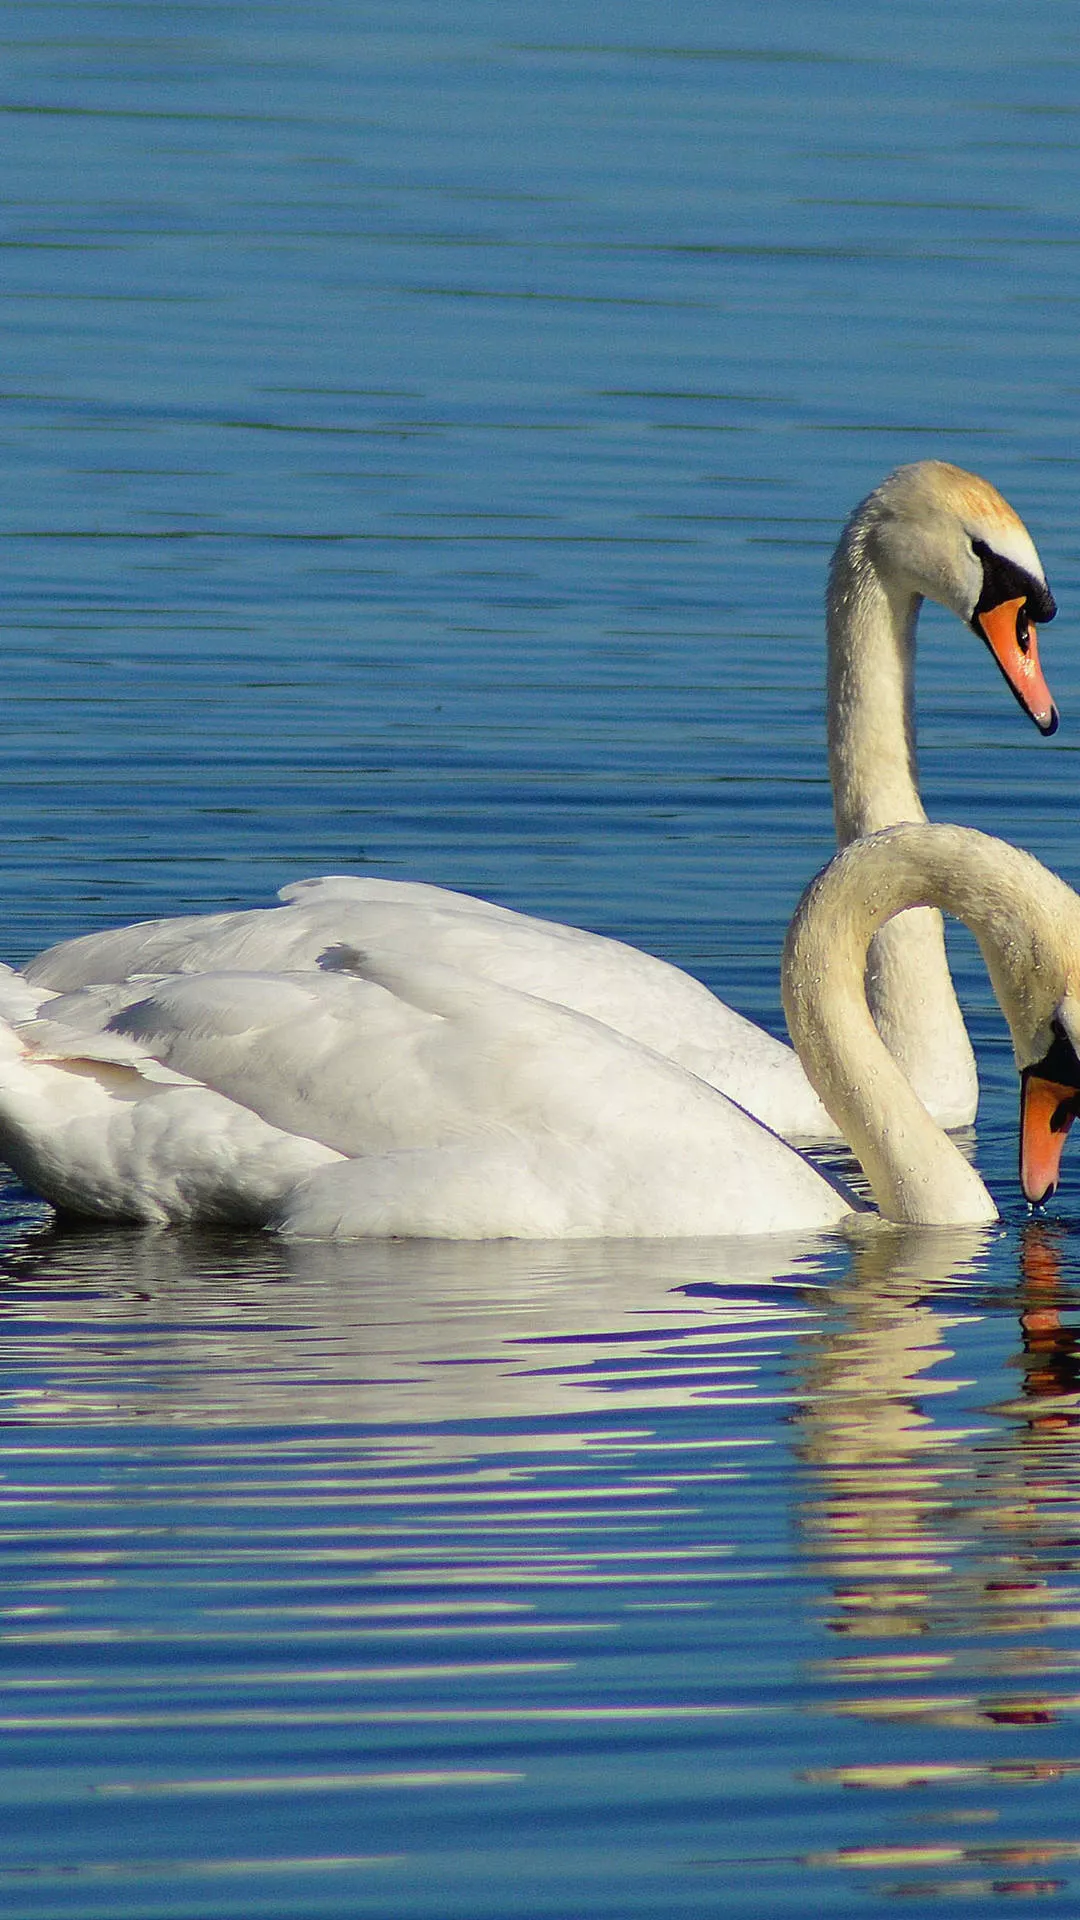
24,880,834,1140
11,956,855,1238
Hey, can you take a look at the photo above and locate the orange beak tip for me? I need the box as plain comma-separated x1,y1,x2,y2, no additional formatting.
978,599,1058,736
1020,1073,1078,1208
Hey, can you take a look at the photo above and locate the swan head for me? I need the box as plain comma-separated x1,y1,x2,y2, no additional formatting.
960,834,1080,1210
845,460,1059,734
1019,1002,1080,1207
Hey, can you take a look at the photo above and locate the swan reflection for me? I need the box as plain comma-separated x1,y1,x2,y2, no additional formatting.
0,1221,845,1429
795,1217,1080,1913
3,1204,1080,1907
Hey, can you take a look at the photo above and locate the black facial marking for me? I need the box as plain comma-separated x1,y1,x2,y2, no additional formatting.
1034,1018,1080,1095
971,536,1057,628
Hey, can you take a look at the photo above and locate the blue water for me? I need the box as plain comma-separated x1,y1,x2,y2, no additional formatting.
4,2,1080,1913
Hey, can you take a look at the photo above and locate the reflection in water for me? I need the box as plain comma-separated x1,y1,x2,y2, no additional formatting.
2,1210,1080,1910
792,1220,1080,1901
0,1219,842,1429
0,1216,854,1914
1013,1223,1080,1430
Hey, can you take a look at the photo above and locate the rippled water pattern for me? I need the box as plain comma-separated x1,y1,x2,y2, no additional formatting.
4,2,1080,1913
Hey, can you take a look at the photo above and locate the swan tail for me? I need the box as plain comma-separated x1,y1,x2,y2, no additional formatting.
0,1013,344,1228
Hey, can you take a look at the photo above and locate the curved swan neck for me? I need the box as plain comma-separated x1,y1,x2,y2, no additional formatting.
825,479,979,1128
826,511,926,845
782,825,1080,1227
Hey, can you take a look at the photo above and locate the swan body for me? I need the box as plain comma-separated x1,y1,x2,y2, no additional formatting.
0,949,854,1237
19,462,1057,1145
21,874,831,1138
2,823,1080,1239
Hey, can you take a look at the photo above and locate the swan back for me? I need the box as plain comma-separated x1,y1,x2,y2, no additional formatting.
8,951,858,1238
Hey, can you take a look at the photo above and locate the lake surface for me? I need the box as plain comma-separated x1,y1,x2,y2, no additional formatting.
4,2,1080,1913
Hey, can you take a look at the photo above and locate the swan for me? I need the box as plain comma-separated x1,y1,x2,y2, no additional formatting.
0,822,1077,1237
15,462,1058,1141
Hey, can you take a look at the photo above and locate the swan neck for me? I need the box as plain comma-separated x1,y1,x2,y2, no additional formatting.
827,526,925,844
780,826,1041,1227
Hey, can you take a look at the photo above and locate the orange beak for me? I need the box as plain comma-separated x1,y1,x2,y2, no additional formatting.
1020,1069,1080,1205
978,596,1058,736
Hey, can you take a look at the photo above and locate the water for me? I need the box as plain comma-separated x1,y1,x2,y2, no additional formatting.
3,1,1080,1912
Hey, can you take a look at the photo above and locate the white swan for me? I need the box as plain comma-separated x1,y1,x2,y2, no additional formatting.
0,822,1078,1238
17,462,1057,1141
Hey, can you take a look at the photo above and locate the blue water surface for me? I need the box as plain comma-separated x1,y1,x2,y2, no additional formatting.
3,2,1080,1914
